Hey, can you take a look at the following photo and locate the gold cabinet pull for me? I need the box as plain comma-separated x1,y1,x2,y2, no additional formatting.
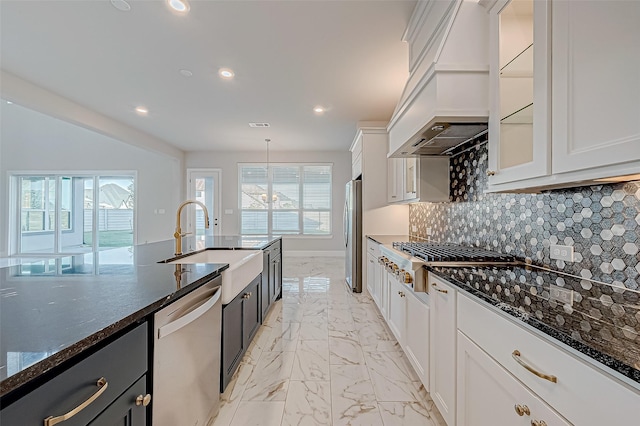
531,421,547,426
512,350,557,383
136,394,152,407
432,283,448,294
397,291,405,297
486,170,496,176
514,404,531,416
44,377,108,426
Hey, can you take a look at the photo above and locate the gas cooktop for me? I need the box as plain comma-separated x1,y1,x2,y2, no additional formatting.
392,242,520,266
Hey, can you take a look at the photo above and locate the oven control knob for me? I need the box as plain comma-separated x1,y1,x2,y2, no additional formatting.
403,272,413,284
388,263,398,273
396,268,405,277
378,256,388,265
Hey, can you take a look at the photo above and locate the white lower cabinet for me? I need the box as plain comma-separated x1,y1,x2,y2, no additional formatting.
457,331,570,426
457,292,640,426
405,291,429,389
387,277,406,346
429,276,457,426
366,239,382,308
380,272,430,391
378,267,390,320
366,252,377,302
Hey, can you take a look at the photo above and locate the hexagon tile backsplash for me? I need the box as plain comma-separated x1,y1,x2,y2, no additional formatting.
409,142,640,290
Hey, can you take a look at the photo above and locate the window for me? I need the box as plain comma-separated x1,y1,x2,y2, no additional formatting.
239,164,331,235
12,174,135,255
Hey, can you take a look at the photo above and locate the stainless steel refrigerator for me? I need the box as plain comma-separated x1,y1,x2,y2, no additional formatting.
344,179,362,292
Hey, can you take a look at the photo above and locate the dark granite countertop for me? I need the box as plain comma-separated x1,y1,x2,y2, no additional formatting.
428,264,640,387
0,235,281,400
366,234,433,245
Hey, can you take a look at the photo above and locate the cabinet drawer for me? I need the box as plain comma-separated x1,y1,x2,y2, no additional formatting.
366,238,380,258
1,323,148,426
458,294,640,425
457,332,569,426
269,240,281,256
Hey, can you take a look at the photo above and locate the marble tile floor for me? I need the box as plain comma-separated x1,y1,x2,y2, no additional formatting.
213,256,446,426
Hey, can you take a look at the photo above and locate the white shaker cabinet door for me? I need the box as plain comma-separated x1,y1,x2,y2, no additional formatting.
405,291,429,390
552,0,640,174
457,332,570,426
429,276,457,426
366,252,376,300
387,278,407,346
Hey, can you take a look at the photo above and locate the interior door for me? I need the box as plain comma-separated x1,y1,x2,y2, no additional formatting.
187,169,222,241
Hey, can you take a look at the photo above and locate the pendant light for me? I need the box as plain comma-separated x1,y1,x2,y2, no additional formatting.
261,139,277,203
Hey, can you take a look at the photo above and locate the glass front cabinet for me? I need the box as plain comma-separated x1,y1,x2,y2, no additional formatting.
487,0,550,186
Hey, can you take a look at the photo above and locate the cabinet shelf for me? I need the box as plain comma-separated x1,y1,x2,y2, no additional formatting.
500,43,533,77
501,102,533,123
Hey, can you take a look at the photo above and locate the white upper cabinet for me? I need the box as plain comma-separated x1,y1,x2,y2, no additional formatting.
387,157,450,204
551,0,640,174
403,157,418,200
387,157,404,203
488,0,640,191
487,0,551,185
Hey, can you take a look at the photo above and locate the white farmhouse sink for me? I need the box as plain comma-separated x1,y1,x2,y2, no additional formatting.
168,250,263,304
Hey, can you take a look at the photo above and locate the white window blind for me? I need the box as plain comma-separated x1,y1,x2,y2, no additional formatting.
239,163,332,235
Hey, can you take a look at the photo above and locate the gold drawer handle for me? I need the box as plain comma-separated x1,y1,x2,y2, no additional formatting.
531,421,547,426
512,350,557,383
44,377,108,426
432,283,448,294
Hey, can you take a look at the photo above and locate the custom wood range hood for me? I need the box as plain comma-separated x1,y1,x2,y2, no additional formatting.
388,0,491,158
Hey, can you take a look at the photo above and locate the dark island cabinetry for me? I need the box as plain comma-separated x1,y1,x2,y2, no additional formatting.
0,323,149,426
261,239,283,321
221,274,261,392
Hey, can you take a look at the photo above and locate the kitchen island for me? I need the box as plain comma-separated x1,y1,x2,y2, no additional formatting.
0,235,281,417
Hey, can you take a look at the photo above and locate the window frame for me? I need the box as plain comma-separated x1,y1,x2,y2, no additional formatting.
238,163,332,236
8,171,137,255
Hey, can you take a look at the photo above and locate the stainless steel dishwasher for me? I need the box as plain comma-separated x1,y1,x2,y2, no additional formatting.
153,276,222,426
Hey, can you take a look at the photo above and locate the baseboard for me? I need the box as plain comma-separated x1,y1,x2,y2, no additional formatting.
283,250,345,257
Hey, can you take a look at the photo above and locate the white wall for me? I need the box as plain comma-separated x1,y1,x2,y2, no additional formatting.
0,102,183,256
185,150,351,254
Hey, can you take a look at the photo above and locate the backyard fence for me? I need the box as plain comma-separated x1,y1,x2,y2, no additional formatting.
84,209,133,232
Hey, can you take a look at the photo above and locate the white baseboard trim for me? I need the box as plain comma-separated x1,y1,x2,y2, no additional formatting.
283,250,345,257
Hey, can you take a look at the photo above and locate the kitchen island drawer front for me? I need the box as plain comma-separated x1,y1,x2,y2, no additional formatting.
1,323,147,426
269,240,281,256
458,294,640,426
366,238,380,258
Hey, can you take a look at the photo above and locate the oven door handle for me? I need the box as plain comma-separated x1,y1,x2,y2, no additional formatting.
157,288,221,339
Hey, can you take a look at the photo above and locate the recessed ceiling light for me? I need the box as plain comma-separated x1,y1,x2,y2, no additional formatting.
313,106,325,114
6,101,13,105
179,69,193,77
135,106,149,115
167,0,189,13
218,68,235,79
111,0,131,11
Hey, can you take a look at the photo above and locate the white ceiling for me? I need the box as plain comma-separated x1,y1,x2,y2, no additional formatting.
0,0,416,152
